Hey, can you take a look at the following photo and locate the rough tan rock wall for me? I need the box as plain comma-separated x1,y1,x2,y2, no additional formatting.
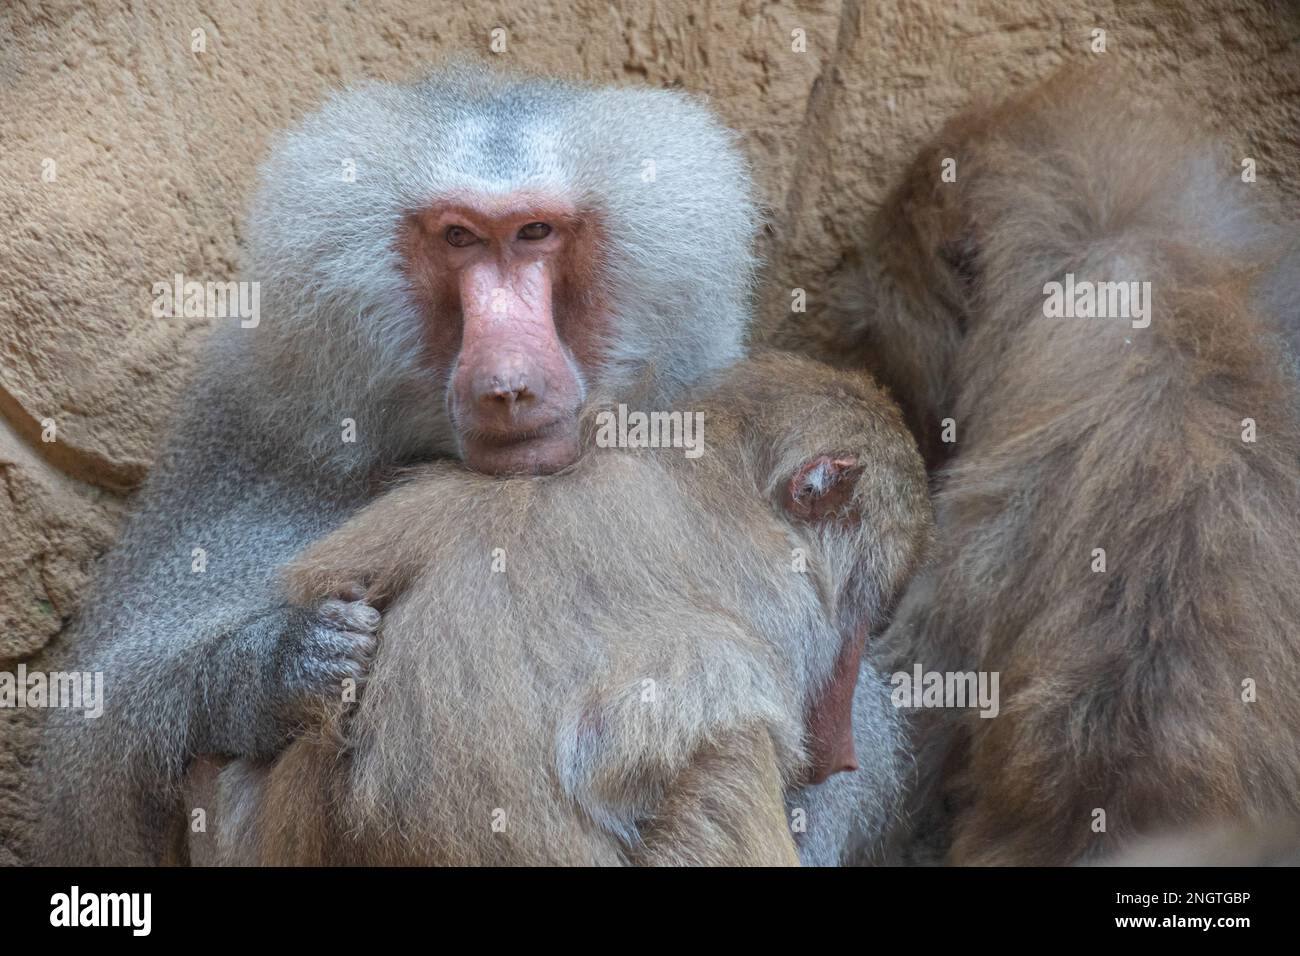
1,0,1296,864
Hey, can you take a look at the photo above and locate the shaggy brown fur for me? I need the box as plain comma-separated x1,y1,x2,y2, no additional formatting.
188,353,932,866
810,68,1300,864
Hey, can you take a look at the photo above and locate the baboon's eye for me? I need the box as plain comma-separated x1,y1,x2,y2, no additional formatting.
445,225,479,247
517,222,552,241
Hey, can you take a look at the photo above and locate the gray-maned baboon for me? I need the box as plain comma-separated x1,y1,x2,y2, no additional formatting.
34,64,763,865
796,68,1300,864
188,353,933,866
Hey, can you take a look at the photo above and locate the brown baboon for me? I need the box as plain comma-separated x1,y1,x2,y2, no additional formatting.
190,353,933,866
801,68,1300,864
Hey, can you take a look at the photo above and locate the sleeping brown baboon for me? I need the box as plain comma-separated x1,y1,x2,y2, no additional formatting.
799,68,1300,864
189,353,933,866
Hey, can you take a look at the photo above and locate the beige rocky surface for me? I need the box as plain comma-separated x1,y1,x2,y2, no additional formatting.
1,0,1296,864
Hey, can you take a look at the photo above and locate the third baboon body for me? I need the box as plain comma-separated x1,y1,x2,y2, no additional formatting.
805,69,1300,864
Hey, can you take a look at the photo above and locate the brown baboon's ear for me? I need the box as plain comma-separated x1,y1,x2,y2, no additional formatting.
782,454,873,782
782,455,863,522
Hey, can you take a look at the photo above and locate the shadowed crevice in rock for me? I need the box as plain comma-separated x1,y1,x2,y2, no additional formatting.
0,383,146,494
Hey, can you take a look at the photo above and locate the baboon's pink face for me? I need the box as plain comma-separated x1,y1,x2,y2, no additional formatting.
402,193,608,475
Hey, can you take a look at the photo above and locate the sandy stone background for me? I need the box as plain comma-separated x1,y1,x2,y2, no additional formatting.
1,0,1297,865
